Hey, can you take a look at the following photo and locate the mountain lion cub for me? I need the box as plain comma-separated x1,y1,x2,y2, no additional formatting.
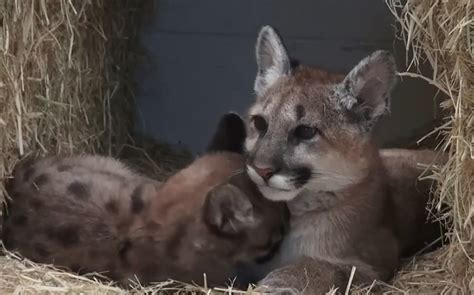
244,26,445,293
2,113,288,288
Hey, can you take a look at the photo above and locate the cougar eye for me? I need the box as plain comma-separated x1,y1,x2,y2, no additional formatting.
252,115,268,133
294,125,318,140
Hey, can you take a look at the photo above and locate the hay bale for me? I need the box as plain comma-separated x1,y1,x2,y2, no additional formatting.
0,0,188,293
0,0,147,206
366,0,473,293
0,249,215,294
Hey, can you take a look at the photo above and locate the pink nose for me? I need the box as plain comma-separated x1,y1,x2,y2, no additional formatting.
253,166,275,180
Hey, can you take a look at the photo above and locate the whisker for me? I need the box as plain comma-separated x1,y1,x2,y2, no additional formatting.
289,171,354,184
311,171,353,180
230,169,244,177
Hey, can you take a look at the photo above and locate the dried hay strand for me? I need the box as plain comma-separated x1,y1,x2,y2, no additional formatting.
0,0,195,294
355,0,473,293
0,1,230,293
0,0,148,206
0,246,248,294
117,135,193,181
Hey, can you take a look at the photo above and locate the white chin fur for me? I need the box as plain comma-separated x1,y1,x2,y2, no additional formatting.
259,185,302,201
247,165,301,201
268,174,294,191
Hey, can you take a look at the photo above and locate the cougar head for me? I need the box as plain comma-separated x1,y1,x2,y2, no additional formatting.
245,26,397,201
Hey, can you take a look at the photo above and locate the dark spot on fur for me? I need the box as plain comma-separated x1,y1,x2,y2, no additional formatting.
23,167,35,182
165,222,187,259
119,239,133,261
324,191,337,197
33,174,49,187
57,165,72,172
296,104,305,120
30,198,43,209
34,243,51,258
67,182,90,200
11,215,28,226
293,167,312,187
47,224,80,247
105,199,119,215
57,225,80,247
130,186,144,214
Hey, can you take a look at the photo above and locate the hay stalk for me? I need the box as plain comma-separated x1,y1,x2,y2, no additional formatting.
376,0,474,293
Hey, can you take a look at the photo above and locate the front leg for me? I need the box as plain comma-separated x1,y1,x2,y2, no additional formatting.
255,256,375,295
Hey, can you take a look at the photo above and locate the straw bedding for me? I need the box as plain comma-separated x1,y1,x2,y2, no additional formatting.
0,0,139,206
0,0,472,294
0,0,190,293
353,0,473,293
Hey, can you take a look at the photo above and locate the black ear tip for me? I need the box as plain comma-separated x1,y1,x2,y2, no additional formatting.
220,112,242,122
206,112,246,154
218,112,246,147
218,112,245,132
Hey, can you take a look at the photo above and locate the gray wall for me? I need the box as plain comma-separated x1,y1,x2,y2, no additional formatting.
134,0,439,154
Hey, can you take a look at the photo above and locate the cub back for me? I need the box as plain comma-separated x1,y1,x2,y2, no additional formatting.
1,113,288,288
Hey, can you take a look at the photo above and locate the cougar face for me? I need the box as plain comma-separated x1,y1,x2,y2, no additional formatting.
245,26,397,201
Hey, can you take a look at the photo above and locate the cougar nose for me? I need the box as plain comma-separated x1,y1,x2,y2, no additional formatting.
252,166,275,181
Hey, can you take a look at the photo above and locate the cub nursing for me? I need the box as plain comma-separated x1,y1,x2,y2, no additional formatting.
1,113,288,288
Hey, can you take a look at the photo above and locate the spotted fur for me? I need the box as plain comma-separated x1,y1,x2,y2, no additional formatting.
1,113,288,288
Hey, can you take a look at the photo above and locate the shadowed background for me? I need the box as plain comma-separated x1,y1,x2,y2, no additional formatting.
134,0,442,154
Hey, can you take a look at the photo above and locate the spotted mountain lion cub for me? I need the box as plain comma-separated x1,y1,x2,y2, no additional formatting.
245,26,445,293
1,113,288,288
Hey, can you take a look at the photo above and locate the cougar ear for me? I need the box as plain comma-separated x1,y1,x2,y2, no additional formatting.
338,50,397,130
254,26,291,96
206,112,246,154
204,184,259,236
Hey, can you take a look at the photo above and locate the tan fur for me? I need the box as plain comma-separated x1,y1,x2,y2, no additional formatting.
255,149,447,294
246,26,446,294
2,152,288,288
